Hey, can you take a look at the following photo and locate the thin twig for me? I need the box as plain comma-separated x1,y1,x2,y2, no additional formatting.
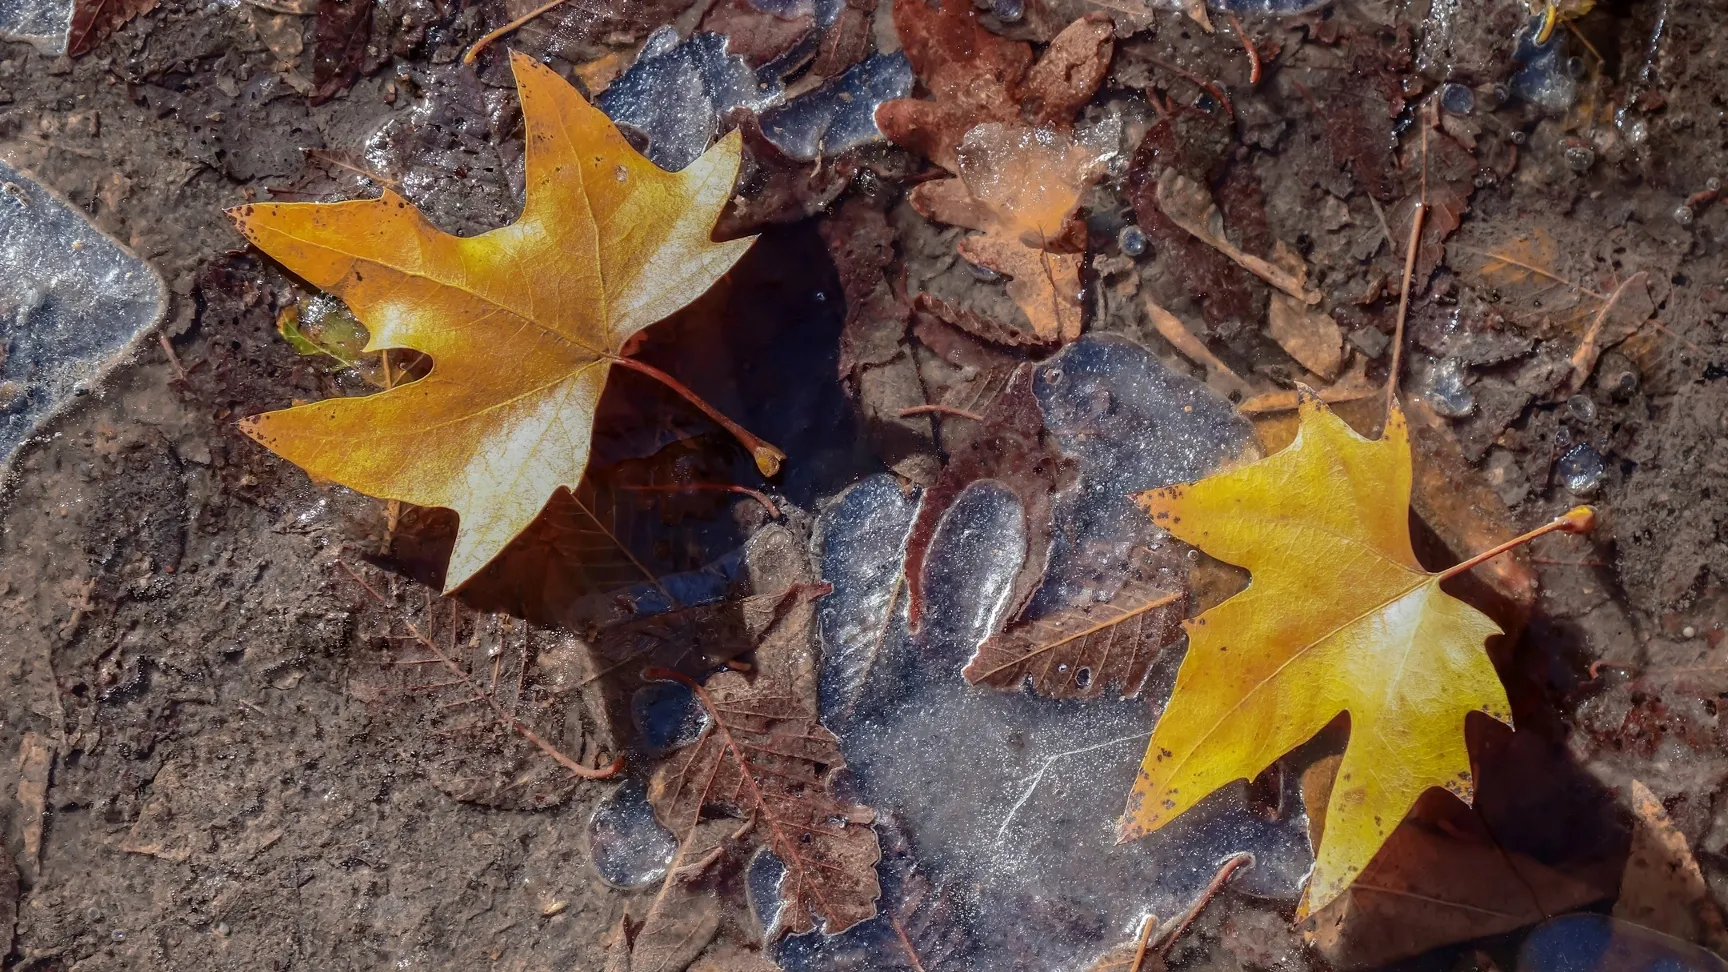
1144,56,1234,121
463,0,573,65
1127,912,1158,972
889,915,928,972
1386,201,1425,417
898,403,985,422
158,333,187,380
1226,11,1261,85
1568,271,1646,392
1157,852,1253,957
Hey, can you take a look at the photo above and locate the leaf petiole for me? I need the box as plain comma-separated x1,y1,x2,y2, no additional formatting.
1436,505,1595,583
606,355,786,477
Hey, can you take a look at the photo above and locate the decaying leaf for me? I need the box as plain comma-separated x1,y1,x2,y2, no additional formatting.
876,2,1113,172
1153,171,1320,305
232,54,757,592
649,671,883,937
67,0,157,56
310,0,374,103
1265,242,1343,380
964,582,1185,699
1613,779,1728,951
903,365,1073,629
1121,392,1530,915
592,582,831,685
912,123,1111,344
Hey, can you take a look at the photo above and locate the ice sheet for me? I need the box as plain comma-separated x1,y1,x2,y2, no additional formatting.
787,337,1313,971
0,160,167,471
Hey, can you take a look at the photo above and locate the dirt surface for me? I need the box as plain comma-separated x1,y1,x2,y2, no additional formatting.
4,0,1728,968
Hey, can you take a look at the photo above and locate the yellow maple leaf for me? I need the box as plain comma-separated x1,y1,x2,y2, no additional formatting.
1119,390,1590,915
230,52,757,591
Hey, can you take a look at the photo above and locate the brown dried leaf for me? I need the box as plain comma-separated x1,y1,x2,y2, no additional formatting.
604,915,634,972
903,365,1073,628
14,732,50,883
1237,357,1375,415
1266,243,1343,379
914,292,1044,350
911,123,1108,343
310,0,374,104
1141,296,1250,398
649,672,882,937
1613,779,1728,951
700,0,815,66
964,583,1185,699
1155,172,1320,304
591,583,831,685
67,0,156,55
1020,13,1115,126
875,0,1032,172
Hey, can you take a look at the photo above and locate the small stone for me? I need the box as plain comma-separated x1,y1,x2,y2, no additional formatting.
1556,443,1606,497
1422,358,1476,418
1683,625,1698,639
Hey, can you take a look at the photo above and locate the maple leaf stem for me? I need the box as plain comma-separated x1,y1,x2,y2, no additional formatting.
608,355,786,477
1436,506,1596,583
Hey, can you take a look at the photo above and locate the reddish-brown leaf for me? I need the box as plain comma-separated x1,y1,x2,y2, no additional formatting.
591,582,832,686
648,671,883,937
964,582,1186,699
310,0,375,104
874,0,1031,172
903,365,1074,628
699,0,815,66
67,0,156,57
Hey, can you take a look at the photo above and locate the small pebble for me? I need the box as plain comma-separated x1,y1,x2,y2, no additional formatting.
1563,142,1595,172
1423,358,1476,418
1556,443,1606,497
1683,625,1698,638
1117,224,1148,258
993,0,1023,21
1440,83,1475,116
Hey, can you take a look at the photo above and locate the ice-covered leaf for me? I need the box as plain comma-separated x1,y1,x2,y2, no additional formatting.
231,55,755,592
648,670,883,937
0,0,72,53
760,52,914,160
1,159,167,471
963,582,1185,699
874,0,1032,173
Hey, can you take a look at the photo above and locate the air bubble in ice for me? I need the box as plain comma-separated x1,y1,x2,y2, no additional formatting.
991,0,1022,22
587,779,679,889
1556,443,1605,497
759,53,914,161
1118,224,1148,257
1440,82,1475,116
632,681,707,757
0,160,168,471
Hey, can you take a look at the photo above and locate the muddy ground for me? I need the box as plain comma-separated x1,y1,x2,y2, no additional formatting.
3,0,1728,968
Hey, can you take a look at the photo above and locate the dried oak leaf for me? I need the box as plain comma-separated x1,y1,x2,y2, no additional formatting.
964,582,1185,699
1613,779,1728,951
903,364,1074,628
310,0,375,104
649,671,883,937
1121,392,1556,916
67,0,157,57
231,54,757,592
911,123,1110,343
876,1,1112,172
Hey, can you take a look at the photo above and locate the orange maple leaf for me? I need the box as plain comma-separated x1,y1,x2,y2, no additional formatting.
230,53,763,591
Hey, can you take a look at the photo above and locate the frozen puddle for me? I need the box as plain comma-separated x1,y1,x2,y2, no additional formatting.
0,160,167,470
779,337,1315,971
